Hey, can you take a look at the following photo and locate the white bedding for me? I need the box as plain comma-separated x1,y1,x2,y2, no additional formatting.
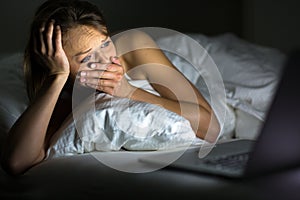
156,32,286,139
0,32,288,200
0,32,286,157
47,92,198,159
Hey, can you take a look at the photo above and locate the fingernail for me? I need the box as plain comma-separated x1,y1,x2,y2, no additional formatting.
90,63,96,68
80,77,86,82
80,71,86,76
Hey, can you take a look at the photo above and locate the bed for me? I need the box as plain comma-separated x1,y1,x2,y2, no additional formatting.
0,28,287,199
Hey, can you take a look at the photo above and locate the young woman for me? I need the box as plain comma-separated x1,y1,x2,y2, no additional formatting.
1,0,220,175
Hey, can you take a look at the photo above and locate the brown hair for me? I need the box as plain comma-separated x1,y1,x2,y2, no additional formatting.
24,0,108,102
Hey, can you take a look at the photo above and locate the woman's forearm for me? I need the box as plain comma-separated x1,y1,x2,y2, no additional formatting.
0,74,68,175
129,88,220,142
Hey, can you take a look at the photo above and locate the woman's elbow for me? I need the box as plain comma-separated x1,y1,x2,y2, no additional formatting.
196,112,221,143
1,150,45,176
204,121,221,143
1,156,27,176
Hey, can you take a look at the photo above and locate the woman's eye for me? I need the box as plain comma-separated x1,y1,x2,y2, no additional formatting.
80,55,91,63
100,41,110,48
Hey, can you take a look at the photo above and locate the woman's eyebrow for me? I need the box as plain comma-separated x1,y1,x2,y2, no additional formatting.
73,37,109,57
102,36,109,42
74,48,92,57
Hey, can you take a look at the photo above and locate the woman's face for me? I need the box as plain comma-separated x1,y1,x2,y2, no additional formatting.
63,25,116,82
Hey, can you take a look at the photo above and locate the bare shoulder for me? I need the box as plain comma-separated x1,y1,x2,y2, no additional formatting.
112,29,176,79
112,29,159,56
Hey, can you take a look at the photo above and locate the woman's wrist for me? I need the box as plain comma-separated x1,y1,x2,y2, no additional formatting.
48,73,69,82
42,73,69,92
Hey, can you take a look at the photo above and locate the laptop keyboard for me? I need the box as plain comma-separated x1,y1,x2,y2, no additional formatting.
203,152,250,172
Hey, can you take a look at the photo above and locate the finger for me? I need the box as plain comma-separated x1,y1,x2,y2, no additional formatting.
89,62,110,70
80,82,99,91
105,64,124,74
101,71,122,80
80,76,117,88
97,79,117,88
80,70,119,80
39,25,46,54
80,77,101,86
79,70,104,79
45,20,55,56
54,25,63,53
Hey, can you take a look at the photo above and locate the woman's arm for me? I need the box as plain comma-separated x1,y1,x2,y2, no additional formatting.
0,74,68,175
0,22,70,175
123,48,220,142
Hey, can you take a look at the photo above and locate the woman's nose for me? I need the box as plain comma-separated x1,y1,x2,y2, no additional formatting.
94,50,110,63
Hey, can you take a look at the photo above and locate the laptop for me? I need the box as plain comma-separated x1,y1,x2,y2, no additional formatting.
139,50,300,179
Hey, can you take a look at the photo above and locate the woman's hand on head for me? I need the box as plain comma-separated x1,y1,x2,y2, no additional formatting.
34,20,70,77
79,56,135,97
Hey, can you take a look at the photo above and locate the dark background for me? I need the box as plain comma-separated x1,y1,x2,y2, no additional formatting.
0,0,299,55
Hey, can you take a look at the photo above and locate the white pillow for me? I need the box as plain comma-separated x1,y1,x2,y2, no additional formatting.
47,93,197,158
157,33,286,139
0,53,29,136
189,33,286,121
199,33,286,139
